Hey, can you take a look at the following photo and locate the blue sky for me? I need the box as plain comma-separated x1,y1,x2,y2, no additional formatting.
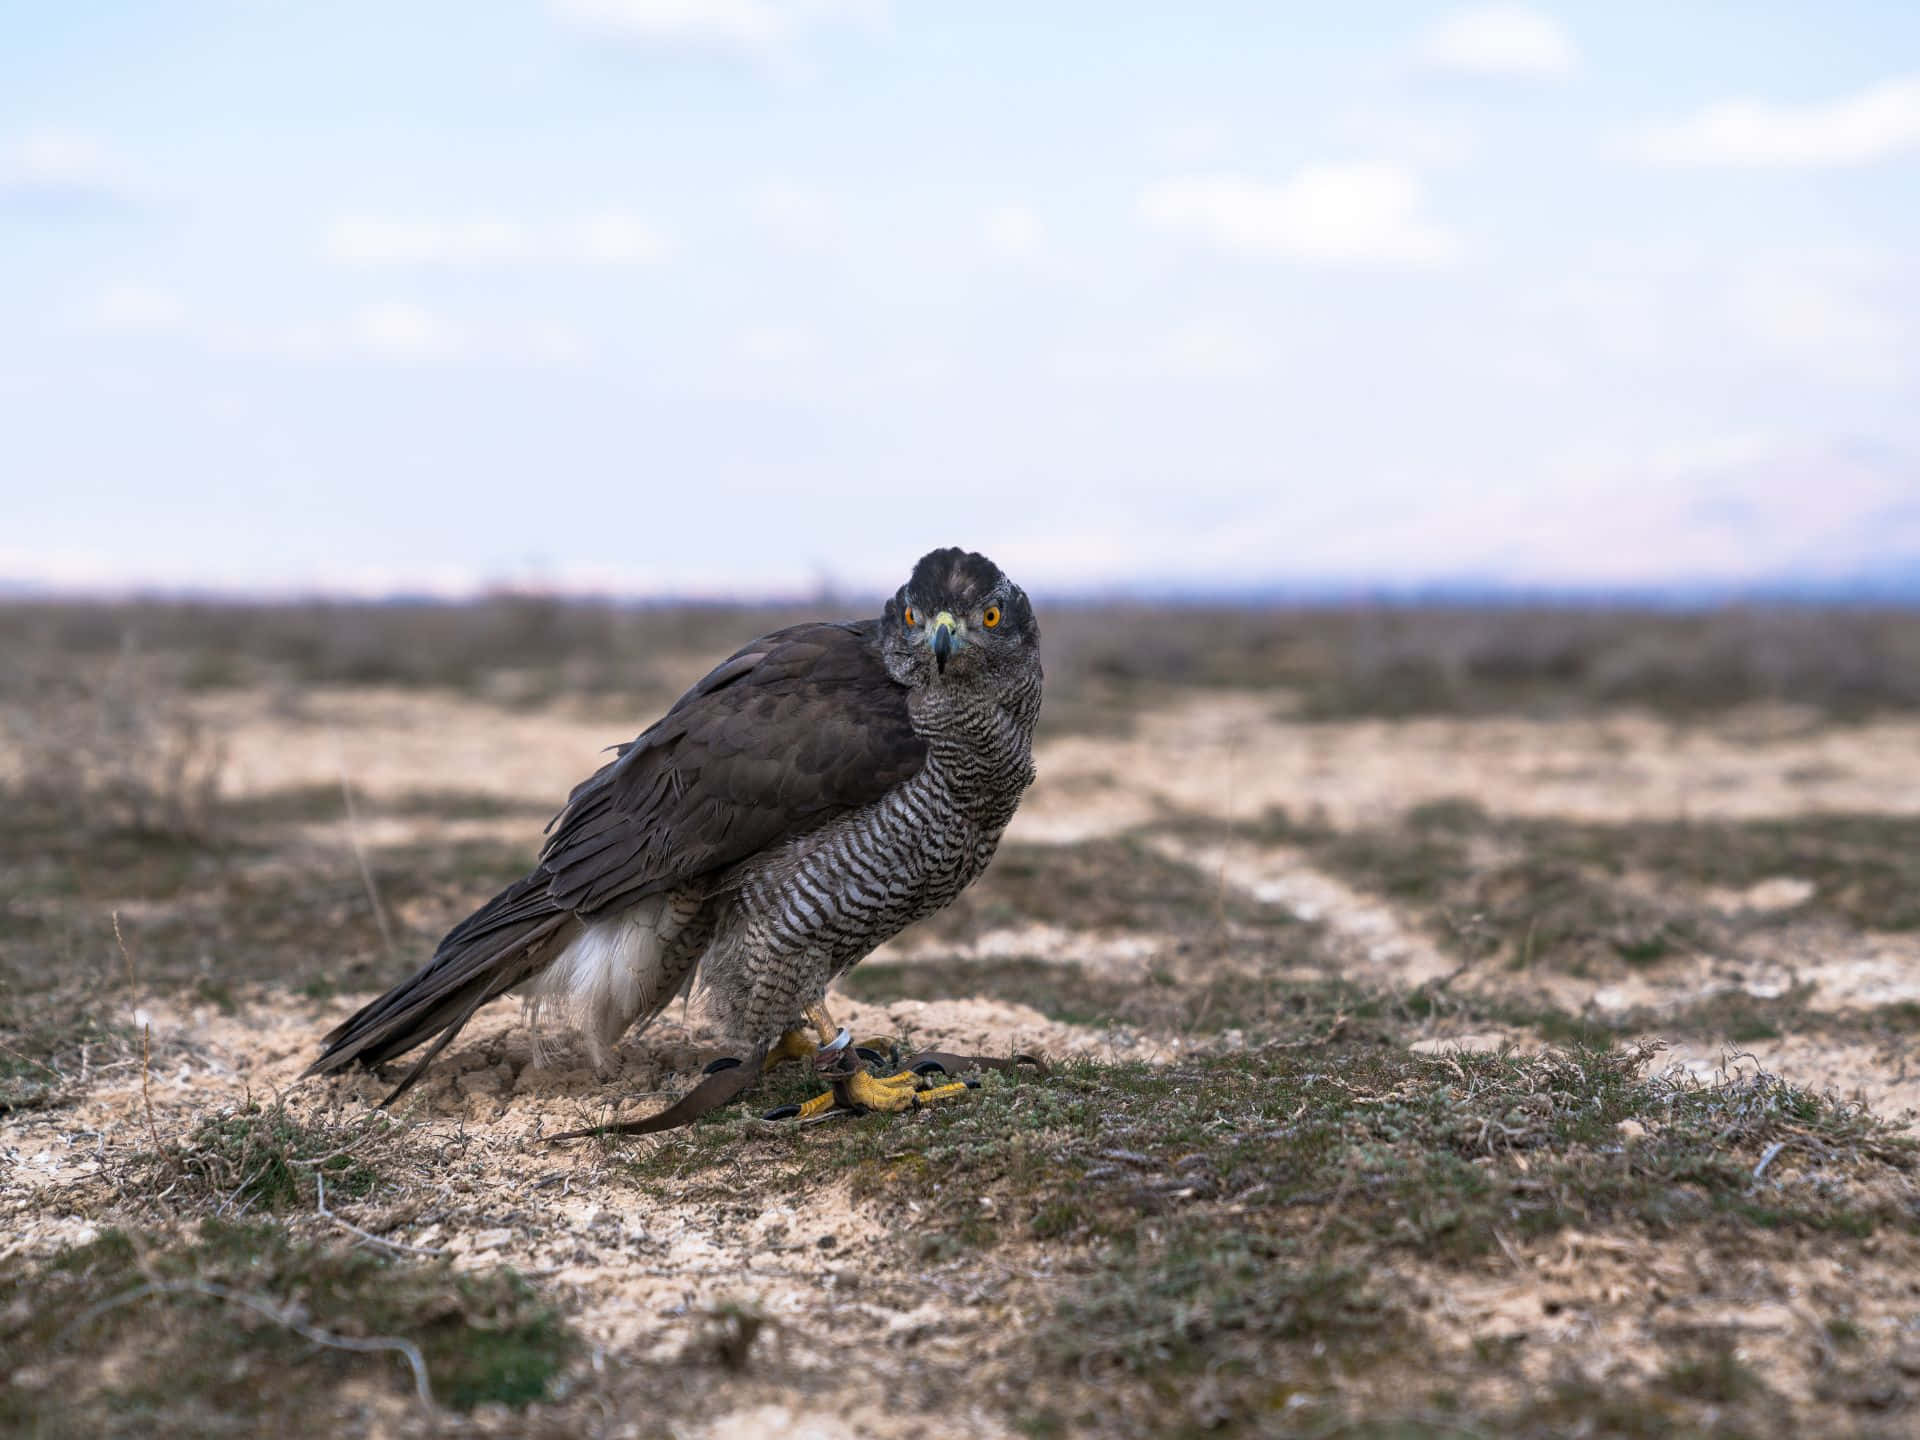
3,2,1918,598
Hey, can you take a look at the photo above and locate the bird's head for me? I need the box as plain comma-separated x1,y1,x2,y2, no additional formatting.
880,547,1040,693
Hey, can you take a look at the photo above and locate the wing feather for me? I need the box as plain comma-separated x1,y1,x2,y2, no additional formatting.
540,619,923,917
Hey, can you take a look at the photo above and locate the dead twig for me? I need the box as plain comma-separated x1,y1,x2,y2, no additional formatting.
335,739,396,963
113,911,167,1162
316,1171,446,1258
0,1037,65,1082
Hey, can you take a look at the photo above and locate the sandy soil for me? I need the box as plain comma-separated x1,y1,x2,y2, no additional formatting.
7,685,1920,1435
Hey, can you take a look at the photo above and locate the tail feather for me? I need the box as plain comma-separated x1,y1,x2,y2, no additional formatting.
305,873,572,1106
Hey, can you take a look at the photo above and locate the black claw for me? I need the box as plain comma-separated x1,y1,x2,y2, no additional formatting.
855,1047,889,1065
911,1059,950,1075
762,1103,802,1120
963,1077,981,1089
703,1056,745,1076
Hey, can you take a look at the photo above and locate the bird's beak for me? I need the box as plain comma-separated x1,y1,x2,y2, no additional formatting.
930,611,958,674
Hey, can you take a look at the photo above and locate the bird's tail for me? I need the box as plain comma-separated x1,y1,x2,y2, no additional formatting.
303,872,572,1107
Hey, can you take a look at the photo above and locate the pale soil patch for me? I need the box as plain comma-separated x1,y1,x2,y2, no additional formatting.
0,988,1073,1440
1143,833,1457,987
1014,694,1920,839
1,989,1129,1257
1401,1225,1920,1420
11,685,1920,1434
873,921,1165,971
193,687,629,808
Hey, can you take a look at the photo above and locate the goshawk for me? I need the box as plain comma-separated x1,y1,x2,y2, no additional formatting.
306,547,1044,1129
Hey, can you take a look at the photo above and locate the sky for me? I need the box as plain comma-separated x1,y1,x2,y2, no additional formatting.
3,1,1919,600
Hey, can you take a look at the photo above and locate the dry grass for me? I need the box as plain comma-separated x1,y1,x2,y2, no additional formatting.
8,595,1920,731
6,596,1920,1437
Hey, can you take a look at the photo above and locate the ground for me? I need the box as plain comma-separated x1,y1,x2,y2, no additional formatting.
4,602,1920,1437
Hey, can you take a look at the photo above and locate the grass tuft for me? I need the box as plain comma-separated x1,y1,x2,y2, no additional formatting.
143,1099,393,1215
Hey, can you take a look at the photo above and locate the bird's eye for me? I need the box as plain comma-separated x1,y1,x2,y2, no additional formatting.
982,605,1001,629
903,605,917,627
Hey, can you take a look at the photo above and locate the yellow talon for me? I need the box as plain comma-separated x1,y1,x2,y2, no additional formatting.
795,1090,839,1120
770,1053,988,1123
766,1028,818,1067
912,1081,973,1107
842,1069,924,1113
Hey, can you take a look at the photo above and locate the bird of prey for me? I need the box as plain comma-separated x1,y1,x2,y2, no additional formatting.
306,547,1044,1131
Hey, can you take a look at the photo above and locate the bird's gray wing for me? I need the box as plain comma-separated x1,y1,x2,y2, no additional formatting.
538,618,926,918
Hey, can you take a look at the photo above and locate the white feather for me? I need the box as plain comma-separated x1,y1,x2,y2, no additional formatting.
524,896,687,1068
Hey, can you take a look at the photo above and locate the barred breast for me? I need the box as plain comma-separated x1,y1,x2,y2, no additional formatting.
697,688,1038,1046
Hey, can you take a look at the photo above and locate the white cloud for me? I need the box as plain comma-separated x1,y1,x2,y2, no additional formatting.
351,302,457,357
1053,319,1270,384
981,206,1043,263
1333,106,1478,170
326,215,669,266
741,327,813,362
73,286,187,335
1512,440,1920,585
1726,258,1907,386
550,0,886,69
746,180,841,249
1140,166,1458,265
574,214,671,263
528,324,591,367
0,130,127,203
1644,75,1920,167
1418,6,1576,78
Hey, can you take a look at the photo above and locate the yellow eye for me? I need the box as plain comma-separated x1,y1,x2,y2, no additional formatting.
903,605,917,626
983,605,1001,629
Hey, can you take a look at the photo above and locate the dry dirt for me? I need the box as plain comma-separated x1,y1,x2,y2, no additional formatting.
6,686,1920,1437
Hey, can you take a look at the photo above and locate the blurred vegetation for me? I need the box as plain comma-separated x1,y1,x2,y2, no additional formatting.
4,594,1920,729
2,1220,574,1431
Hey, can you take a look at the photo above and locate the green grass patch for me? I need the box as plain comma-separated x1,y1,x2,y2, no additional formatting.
1212,803,1920,983
618,1042,1915,1261
221,784,550,827
0,995,130,1115
0,1219,574,1432
1468,985,1920,1052
140,1099,393,1216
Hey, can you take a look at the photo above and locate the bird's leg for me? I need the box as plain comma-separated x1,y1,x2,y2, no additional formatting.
805,1001,838,1045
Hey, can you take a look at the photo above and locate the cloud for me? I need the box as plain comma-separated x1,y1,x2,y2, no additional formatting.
550,0,886,69
1417,5,1576,79
746,180,841,249
0,131,128,209
741,327,813,362
1053,319,1270,384
1333,106,1478,170
1140,166,1458,265
1726,257,1907,386
1644,75,1920,167
351,302,458,357
72,286,187,335
325,215,669,265
981,205,1043,263
1522,440,1920,586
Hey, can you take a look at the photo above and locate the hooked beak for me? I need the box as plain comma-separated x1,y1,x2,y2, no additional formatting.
930,611,958,674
